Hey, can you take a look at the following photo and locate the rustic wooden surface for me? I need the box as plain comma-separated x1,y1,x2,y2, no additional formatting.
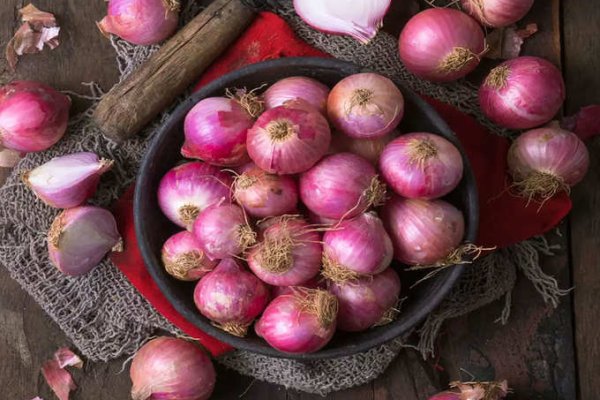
0,0,597,398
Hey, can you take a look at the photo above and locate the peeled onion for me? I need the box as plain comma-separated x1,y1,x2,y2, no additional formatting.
264,76,330,115
161,230,217,281
461,0,534,27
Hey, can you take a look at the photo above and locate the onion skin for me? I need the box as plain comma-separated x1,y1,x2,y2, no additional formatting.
271,277,324,298
461,0,534,28
300,152,386,220
194,259,270,336
323,212,393,277
98,0,179,46
247,217,322,286
0,80,70,152
157,161,232,230
23,152,113,209
379,132,463,199
399,9,485,82
479,56,565,129
329,268,401,332
327,73,404,139
382,196,464,265
182,97,254,167
330,130,396,165
255,289,338,354
233,162,299,218
264,76,330,115
192,204,256,260
428,392,460,400
130,336,216,400
247,104,331,174
161,230,217,281
48,206,122,276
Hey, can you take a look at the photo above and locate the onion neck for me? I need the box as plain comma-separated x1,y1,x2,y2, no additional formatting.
165,251,204,280
298,289,338,328
467,0,491,25
438,47,478,74
485,65,510,90
321,254,359,283
237,224,257,251
235,173,258,190
373,302,400,327
179,204,200,228
48,212,65,248
408,138,438,168
267,120,295,142
215,321,248,337
162,0,181,12
259,235,294,273
364,176,387,208
513,170,569,203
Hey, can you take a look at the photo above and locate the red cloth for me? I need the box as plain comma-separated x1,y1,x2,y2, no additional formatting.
110,12,571,355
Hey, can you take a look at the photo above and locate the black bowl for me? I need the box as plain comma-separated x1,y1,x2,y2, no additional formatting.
135,57,479,360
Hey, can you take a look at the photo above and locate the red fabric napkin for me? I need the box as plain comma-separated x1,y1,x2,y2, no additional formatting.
110,12,571,356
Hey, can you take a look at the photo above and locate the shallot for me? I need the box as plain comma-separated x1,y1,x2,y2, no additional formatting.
194,258,270,336
98,0,179,46
255,288,338,354
399,9,485,82
0,80,70,152
379,132,463,199
157,161,232,229
48,206,122,276
130,336,216,400
479,56,565,129
327,73,404,139
161,230,217,281
508,126,589,201
23,152,113,209
461,0,534,28
247,103,331,174
300,152,386,220
264,76,330,115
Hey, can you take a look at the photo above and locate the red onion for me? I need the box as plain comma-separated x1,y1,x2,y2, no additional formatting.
157,161,232,229
233,162,298,218
182,97,254,166
382,196,464,266
264,76,330,115
23,152,113,209
428,381,509,400
247,104,331,174
192,204,256,260
161,230,217,281
271,277,324,297
293,0,391,44
479,56,565,129
48,206,122,276
461,0,534,27
508,126,589,201
247,217,322,286
330,130,396,165
327,73,404,139
0,80,70,152
307,211,338,226
379,132,463,199
322,213,393,280
97,0,179,46
255,288,338,354
398,9,485,82
329,267,401,331
41,359,76,400
194,259,269,336
130,336,216,400
300,152,386,220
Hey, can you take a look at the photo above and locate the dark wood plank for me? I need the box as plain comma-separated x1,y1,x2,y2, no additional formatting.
562,0,600,397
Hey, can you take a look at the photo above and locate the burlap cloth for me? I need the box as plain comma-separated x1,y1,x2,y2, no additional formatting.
0,1,568,395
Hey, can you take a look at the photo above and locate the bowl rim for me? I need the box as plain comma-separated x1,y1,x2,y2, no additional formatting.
135,57,479,360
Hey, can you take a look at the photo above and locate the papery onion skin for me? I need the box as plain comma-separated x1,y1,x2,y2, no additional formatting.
157,161,232,229
182,97,254,166
255,289,338,354
234,162,299,218
330,130,396,165
98,0,179,46
194,258,270,336
264,76,330,115
48,206,122,276
479,56,565,129
130,336,215,400
379,132,463,199
0,80,70,152
23,152,113,209
192,204,256,260
328,267,400,332
508,126,590,197
161,230,217,281
399,9,485,82
247,104,331,174
293,0,391,44
428,392,460,400
323,212,393,277
327,73,404,139
247,217,322,286
382,196,464,265
271,277,324,298
461,0,534,28
300,152,386,220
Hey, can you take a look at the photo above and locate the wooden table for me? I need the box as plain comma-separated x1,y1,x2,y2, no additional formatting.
0,1,598,399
